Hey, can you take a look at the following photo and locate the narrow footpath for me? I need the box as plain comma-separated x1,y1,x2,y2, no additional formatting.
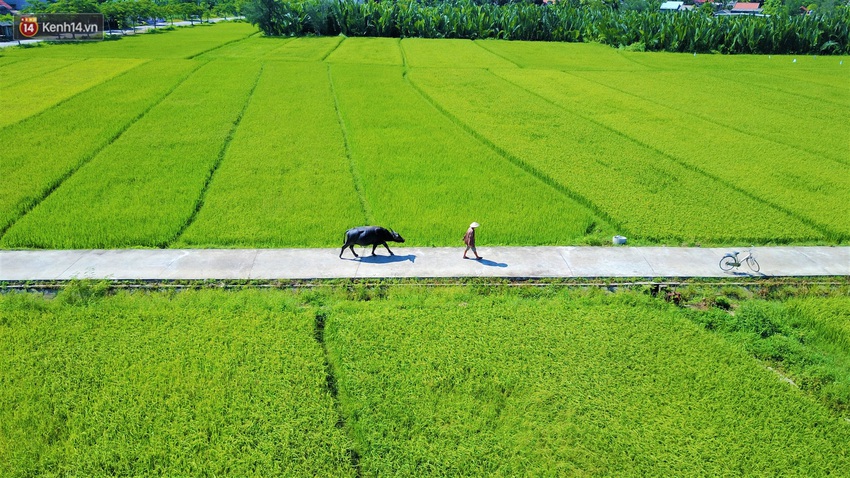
1,247,847,281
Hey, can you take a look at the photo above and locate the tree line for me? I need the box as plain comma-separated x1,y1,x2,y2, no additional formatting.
20,0,244,30
243,0,849,54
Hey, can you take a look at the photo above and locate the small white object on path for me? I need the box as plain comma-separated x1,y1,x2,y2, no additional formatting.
1,247,847,281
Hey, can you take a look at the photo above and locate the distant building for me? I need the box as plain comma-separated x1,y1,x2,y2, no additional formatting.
660,1,684,10
730,2,762,13
0,0,14,14
7,0,43,11
0,21,12,41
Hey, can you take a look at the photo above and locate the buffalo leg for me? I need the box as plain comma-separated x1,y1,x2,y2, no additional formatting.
382,242,394,255
340,244,358,258
371,244,378,255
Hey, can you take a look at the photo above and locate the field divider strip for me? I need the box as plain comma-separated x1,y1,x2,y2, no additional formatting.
493,70,842,242
313,310,363,478
0,60,203,241
185,29,260,59
327,64,373,225
168,63,265,247
564,68,850,168
404,68,627,237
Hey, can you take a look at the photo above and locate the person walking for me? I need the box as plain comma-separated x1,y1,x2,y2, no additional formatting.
463,222,482,260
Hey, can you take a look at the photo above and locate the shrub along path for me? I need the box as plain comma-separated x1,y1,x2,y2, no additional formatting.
1,246,847,281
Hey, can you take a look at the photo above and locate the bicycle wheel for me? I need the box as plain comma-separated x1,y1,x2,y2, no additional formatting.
747,256,760,272
719,256,736,271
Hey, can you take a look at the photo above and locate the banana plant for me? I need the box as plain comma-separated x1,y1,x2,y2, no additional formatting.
245,0,850,55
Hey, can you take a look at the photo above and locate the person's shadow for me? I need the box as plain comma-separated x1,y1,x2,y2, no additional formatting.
358,254,416,264
472,258,508,268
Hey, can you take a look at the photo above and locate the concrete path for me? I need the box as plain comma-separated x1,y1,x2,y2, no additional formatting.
1,247,847,281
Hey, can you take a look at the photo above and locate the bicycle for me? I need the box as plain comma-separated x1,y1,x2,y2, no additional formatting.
719,249,760,272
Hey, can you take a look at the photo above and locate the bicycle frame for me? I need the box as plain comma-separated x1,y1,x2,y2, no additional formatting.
720,249,760,273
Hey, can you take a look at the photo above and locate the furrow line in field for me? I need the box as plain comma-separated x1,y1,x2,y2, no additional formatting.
759,67,850,91
321,36,345,61
494,71,841,242
0,58,147,130
322,36,405,65
401,38,517,69
185,29,260,59
273,36,345,62
398,38,409,68
0,61,202,241
328,64,374,225
409,66,827,242
2,58,84,89
0,61,143,133
170,64,265,246
314,311,363,478
704,69,850,109
175,61,363,247
0,59,254,248
0,60,147,129
0,57,26,68
404,71,626,238
472,41,521,68
560,69,850,168
336,63,605,244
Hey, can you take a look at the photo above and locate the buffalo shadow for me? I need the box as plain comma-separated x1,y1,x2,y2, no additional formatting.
356,254,416,264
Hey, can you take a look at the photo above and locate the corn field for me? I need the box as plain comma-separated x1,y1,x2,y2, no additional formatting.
245,0,850,54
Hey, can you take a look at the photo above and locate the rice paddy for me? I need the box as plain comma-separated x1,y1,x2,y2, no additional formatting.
2,285,848,476
2,21,848,478
0,22,846,248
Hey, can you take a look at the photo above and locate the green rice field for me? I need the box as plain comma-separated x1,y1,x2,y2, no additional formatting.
3,22,848,477
2,285,849,475
0,22,847,248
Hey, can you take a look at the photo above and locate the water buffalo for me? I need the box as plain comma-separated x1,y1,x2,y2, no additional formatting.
340,226,405,258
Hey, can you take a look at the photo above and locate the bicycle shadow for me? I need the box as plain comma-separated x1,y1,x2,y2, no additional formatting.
724,270,766,277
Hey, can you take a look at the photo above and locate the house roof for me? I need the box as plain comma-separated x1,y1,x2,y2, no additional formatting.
660,1,684,9
731,2,761,11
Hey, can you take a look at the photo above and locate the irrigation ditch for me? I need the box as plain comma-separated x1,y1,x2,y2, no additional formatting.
313,310,363,477
3,276,847,300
